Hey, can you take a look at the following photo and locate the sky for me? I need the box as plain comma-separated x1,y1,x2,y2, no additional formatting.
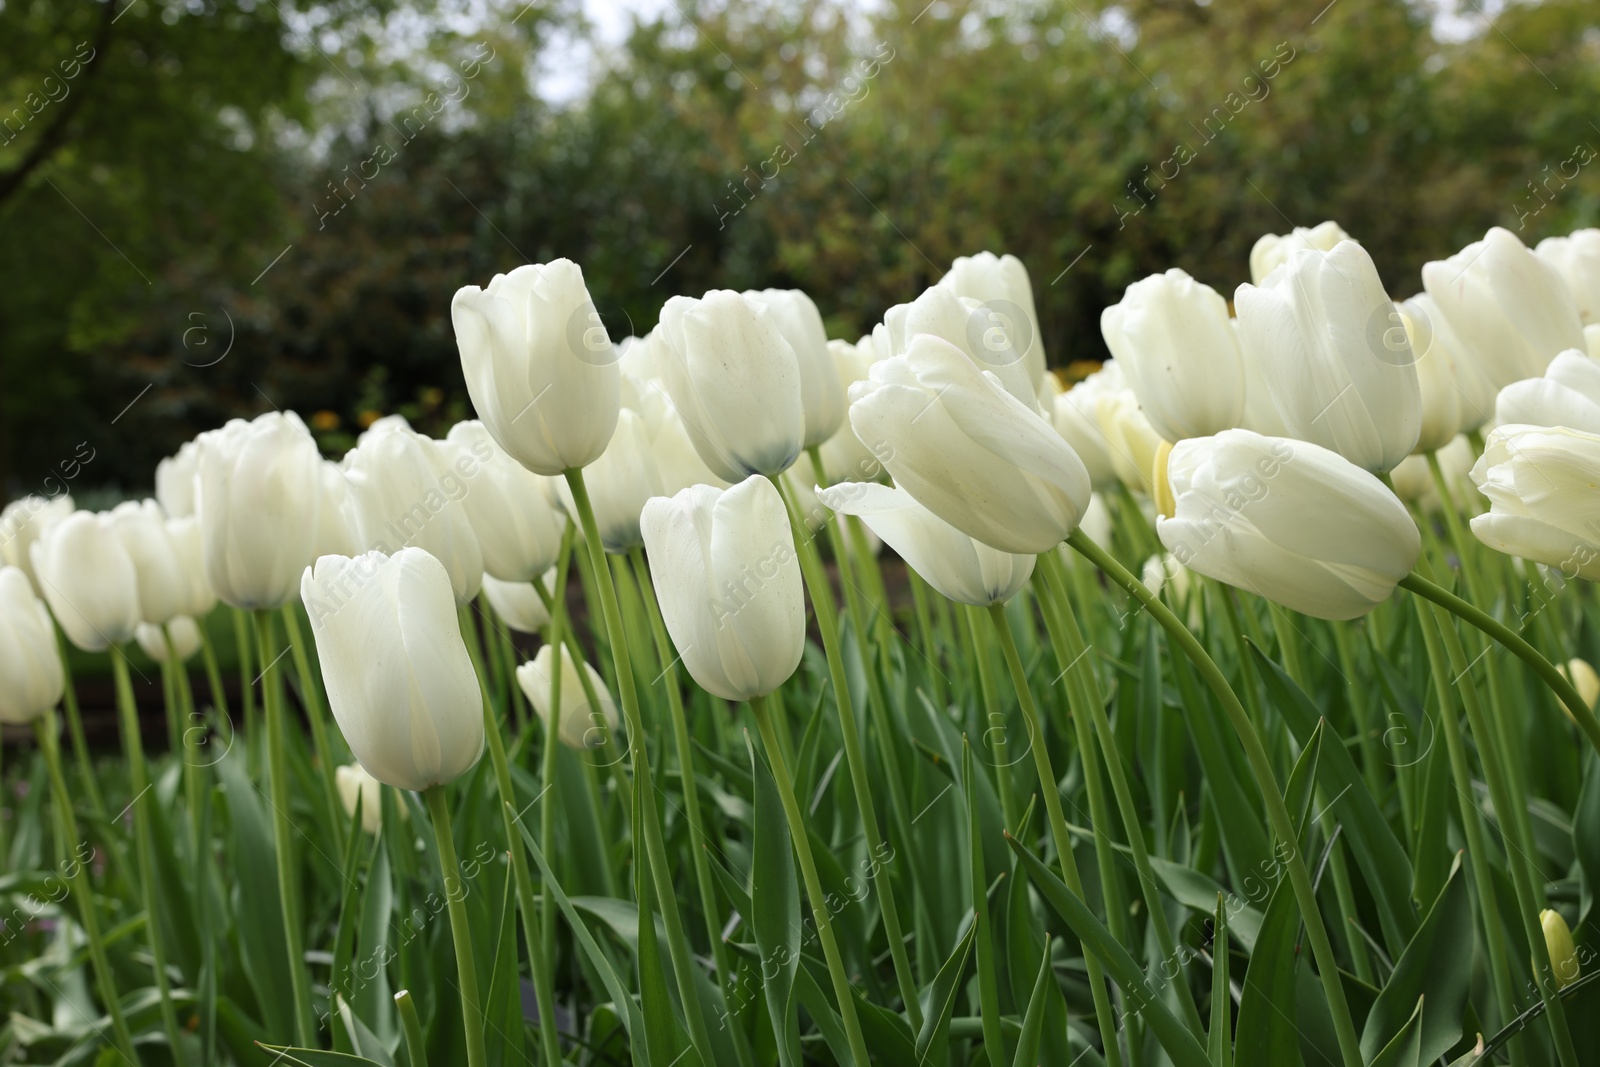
536,0,675,103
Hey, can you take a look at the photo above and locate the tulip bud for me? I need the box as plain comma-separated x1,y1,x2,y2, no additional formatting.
1095,390,1168,495
1101,269,1246,441
0,494,75,593
1423,227,1585,388
336,763,405,834
0,567,65,723
302,549,485,791
111,501,215,625
452,259,622,476
640,476,805,701
1236,241,1421,472
1559,658,1600,711
848,334,1092,554
814,339,886,486
1156,430,1421,620
1249,220,1355,284
31,511,142,651
1078,492,1112,548
898,284,1037,408
481,572,554,634
444,421,567,582
658,290,805,480
136,616,202,663
516,644,621,750
554,408,662,553
1471,424,1600,581
1389,435,1474,514
155,440,199,518
196,413,330,610
746,289,845,446
1536,229,1600,325
1052,379,1117,488
1494,350,1600,434
939,251,1048,398
1540,908,1580,988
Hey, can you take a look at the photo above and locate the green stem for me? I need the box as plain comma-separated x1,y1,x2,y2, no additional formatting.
425,785,487,1067
751,693,872,1067
233,606,258,760
962,604,1018,831
54,627,105,818
395,990,430,1067
281,603,346,852
165,626,205,863
1068,530,1365,1067
197,613,230,721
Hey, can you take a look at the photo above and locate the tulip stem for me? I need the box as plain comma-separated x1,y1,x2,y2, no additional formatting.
750,693,874,1067
197,613,230,721
35,712,142,1066
164,626,205,861
563,466,720,1066
395,990,429,1067
424,785,488,1067
253,610,317,1046
280,603,347,852
1067,529,1366,1067
1400,571,1600,757
53,626,105,819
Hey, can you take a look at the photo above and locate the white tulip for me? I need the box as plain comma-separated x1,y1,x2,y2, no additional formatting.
898,284,1037,408
110,500,213,625
746,289,845,446
1095,390,1168,494
481,572,554,634
1396,293,1497,445
336,763,406,834
1536,229,1600,325
1235,240,1421,472
818,482,1034,606
848,334,1091,554
1236,316,1290,437
136,616,202,663
1494,350,1600,434
1052,378,1117,488
815,339,886,486
1470,424,1600,580
939,251,1047,397
1588,324,1600,361
1423,226,1585,388
0,494,74,593
302,549,485,791
452,259,622,476
31,511,141,651
658,290,805,480
0,566,64,723
1389,435,1475,514
640,476,804,701
444,421,566,582
516,644,621,750
1078,491,1112,548
1155,429,1420,620
553,408,662,552
155,440,199,518
1101,269,1245,441
1248,220,1355,284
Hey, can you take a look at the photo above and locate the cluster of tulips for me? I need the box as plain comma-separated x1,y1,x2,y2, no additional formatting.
6,219,1600,1067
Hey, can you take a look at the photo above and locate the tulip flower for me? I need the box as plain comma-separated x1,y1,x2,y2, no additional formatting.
1541,909,1581,988
481,572,553,634
445,421,566,581
1494,350,1600,434
1100,269,1246,441
1470,424,1600,580
110,501,214,625
658,290,805,480
1423,226,1585,388
1052,378,1117,488
1235,240,1421,472
516,644,621,750
818,482,1034,605
31,511,142,651
0,493,74,593
136,616,202,663
815,338,886,485
155,440,199,518
1395,294,1495,447
1236,318,1291,437
1589,324,1600,361
1095,388,1169,494
746,289,845,446
897,283,1037,408
1078,491,1112,547
301,548,485,791
554,408,662,552
1536,229,1600,325
1389,435,1474,513
336,763,405,834
195,412,330,610
1559,658,1600,710
848,334,1092,554
1155,429,1421,620
640,476,804,701
0,566,65,724
939,250,1048,398
1249,220,1355,283
452,259,622,476
344,422,484,604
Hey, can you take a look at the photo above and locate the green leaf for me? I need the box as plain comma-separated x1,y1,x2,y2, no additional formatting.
747,732,803,1067
1361,858,1471,1065
1367,998,1426,1067
254,1046,387,1066
353,820,395,1043
1011,934,1055,1067
1210,894,1232,1067
336,995,396,1066
1284,718,1323,841
1575,751,1600,926
964,739,1007,1065
915,918,976,1067
632,775,687,1066
1233,873,1301,1066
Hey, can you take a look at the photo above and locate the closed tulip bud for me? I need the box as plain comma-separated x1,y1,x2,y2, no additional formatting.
816,339,886,485
344,423,484,604
136,616,202,663
155,440,199,518
1559,658,1600,710
1396,294,1494,447
1494,350,1600,434
1236,240,1421,472
1541,909,1580,988
111,501,213,624
0,494,74,593
1052,380,1117,488
302,549,485,791
1095,390,1168,495
1155,430,1421,620
314,462,360,559
1389,435,1474,513
1078,492,1112,548
0,567,64,723
516,644,621,750
1536,230,1600,325
554,408,662,553
196,413,329,610
818,482,1034,605
848,334,1091,554
658,290,805,480
939,251,1047,398
31,511,142,651
445,421,566,581
899,284,1038,408
1101,269,1246,441
336,763,405,834
640,476,804,701
481,572,553,634
1471,424,1600,580
452,259,621,476
1423,227,1585,388
746,289,845,446
1237,318,1291,437
1249,220,1355,284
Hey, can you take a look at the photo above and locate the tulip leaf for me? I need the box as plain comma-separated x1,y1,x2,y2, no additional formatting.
254,1046,387,1066
1011,933,1055,1067
913,917,976,1067
335,995,396,1066
963,739,1007,1065
1367,998,1427,1067
1361,858,1471,1065
747,732,803,1067
329,797,375,1054
1284,718,1324,842
353,821,395,1043
1233,873,1302,1067
631,779,688,1067
1575,751,1600,926
1210,894,1232,1067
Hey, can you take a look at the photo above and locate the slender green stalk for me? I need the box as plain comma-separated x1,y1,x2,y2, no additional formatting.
35,713,142,1066
751,693,872,1067
962,604,1018,831
280,603,346,850
164,627,205,860
54,627,105,818
424,785,487,1067
233,606,258,751
395,990,430,1067
197,616,230,721
1068,530,1364,1067
253,610,316,1045
563,466,719,1065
